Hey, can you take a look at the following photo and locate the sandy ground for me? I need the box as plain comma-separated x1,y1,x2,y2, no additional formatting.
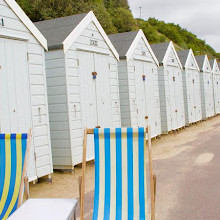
29,116,220,219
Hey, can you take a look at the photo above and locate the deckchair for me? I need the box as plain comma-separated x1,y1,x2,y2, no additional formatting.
79,119,157,220
1,131,78,220
0,131,31,220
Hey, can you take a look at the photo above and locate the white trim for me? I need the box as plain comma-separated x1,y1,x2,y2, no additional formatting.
62,11,119,60
211,59,220,74
126,30,159,66
0,32,29,41
76,47,110,56
163,41,183,69
185,49,200,71
4,0,48,50
203,55,211,73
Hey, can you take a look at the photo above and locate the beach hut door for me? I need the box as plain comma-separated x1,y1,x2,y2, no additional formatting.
134,60,147,127
0,38,36,179
78,51,112,161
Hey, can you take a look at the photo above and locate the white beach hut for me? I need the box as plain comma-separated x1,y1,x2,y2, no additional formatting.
151,42,185,133
35,11,121,169
210,59,220,114
108,30,162,138
0,0,53,182
177,49,202,125
195,55,215,119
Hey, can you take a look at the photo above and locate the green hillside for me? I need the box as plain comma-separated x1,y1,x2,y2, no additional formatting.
16,0,220,58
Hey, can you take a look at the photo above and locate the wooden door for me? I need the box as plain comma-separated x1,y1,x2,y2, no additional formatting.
0,38,36,179
134,60,147,127
94,53,112,127
143,62,159,137
78,51,97,161
190,70,196,123
217,75,220,113
168,67,178,130
0,38,32,132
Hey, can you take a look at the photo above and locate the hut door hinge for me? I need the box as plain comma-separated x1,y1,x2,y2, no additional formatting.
77,59,79,66
34,151,37,162
173,77,175,81
192,79,195,83
92,72,97,79
27,53,29,62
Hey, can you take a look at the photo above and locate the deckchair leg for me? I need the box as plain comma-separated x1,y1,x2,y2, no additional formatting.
80,128,88,220
145,117,156,220
24,176,30,200
78,176,82,205
153,175,157,204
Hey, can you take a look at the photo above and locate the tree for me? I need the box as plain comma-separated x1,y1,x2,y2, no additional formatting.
109,7,138,32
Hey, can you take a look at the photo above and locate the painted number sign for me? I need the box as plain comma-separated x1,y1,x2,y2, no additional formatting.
0,18,4,26
90,39,98,46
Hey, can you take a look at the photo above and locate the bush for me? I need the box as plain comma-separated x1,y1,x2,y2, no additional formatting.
109,7,138,32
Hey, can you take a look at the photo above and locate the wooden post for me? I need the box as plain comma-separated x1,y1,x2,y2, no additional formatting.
18,129,32,207
24,176,30,200
80,128,88,220
145,117,155,220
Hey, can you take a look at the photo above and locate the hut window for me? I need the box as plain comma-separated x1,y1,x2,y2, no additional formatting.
141,51,146,56
172,59,175,62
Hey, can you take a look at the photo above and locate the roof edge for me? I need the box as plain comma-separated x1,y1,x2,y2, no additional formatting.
163,41,183,69
62,11,119,60
5,0,48,50
185,49,200,71
126,29,159,66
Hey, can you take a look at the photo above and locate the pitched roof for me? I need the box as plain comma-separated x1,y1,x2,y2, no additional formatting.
209,59,215,68
35,13,88,49
177,49,190,67
195,55,206,70
108,31,139,58
4,0,47,49
151,42,170,63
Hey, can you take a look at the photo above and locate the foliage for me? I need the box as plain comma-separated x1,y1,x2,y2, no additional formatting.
108,7,138,33
16,0,219,58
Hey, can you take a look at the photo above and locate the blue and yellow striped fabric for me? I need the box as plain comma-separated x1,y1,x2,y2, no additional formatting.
0,134,28,220
93,128,147,220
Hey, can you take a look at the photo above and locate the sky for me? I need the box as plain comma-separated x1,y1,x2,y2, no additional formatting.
128,0,220,52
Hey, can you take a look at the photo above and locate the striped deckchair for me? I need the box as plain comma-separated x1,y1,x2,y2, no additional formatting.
0,132,31,220
79,124,156,220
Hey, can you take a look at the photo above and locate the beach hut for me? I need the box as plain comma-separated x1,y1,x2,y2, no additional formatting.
151,42,185,133
0,0,53,182
210,59,220,114
108,30,162,138
195,55,215,119
177,49,202,125
35,11,121,169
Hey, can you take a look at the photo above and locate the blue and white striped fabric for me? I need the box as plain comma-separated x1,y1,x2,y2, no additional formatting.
93,128,147,220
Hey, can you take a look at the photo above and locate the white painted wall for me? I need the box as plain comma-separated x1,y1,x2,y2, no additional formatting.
182,54,202,125
118,37,161,138
158,46,185,133
46,21,121,169
0,0,53,181
200,58,215,119
212,61,220,114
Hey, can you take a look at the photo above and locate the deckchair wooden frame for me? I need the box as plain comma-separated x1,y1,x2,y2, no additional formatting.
79,117,156,220
17,129,32,207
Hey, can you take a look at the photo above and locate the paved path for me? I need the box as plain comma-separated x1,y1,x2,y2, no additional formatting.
156,122,220,220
